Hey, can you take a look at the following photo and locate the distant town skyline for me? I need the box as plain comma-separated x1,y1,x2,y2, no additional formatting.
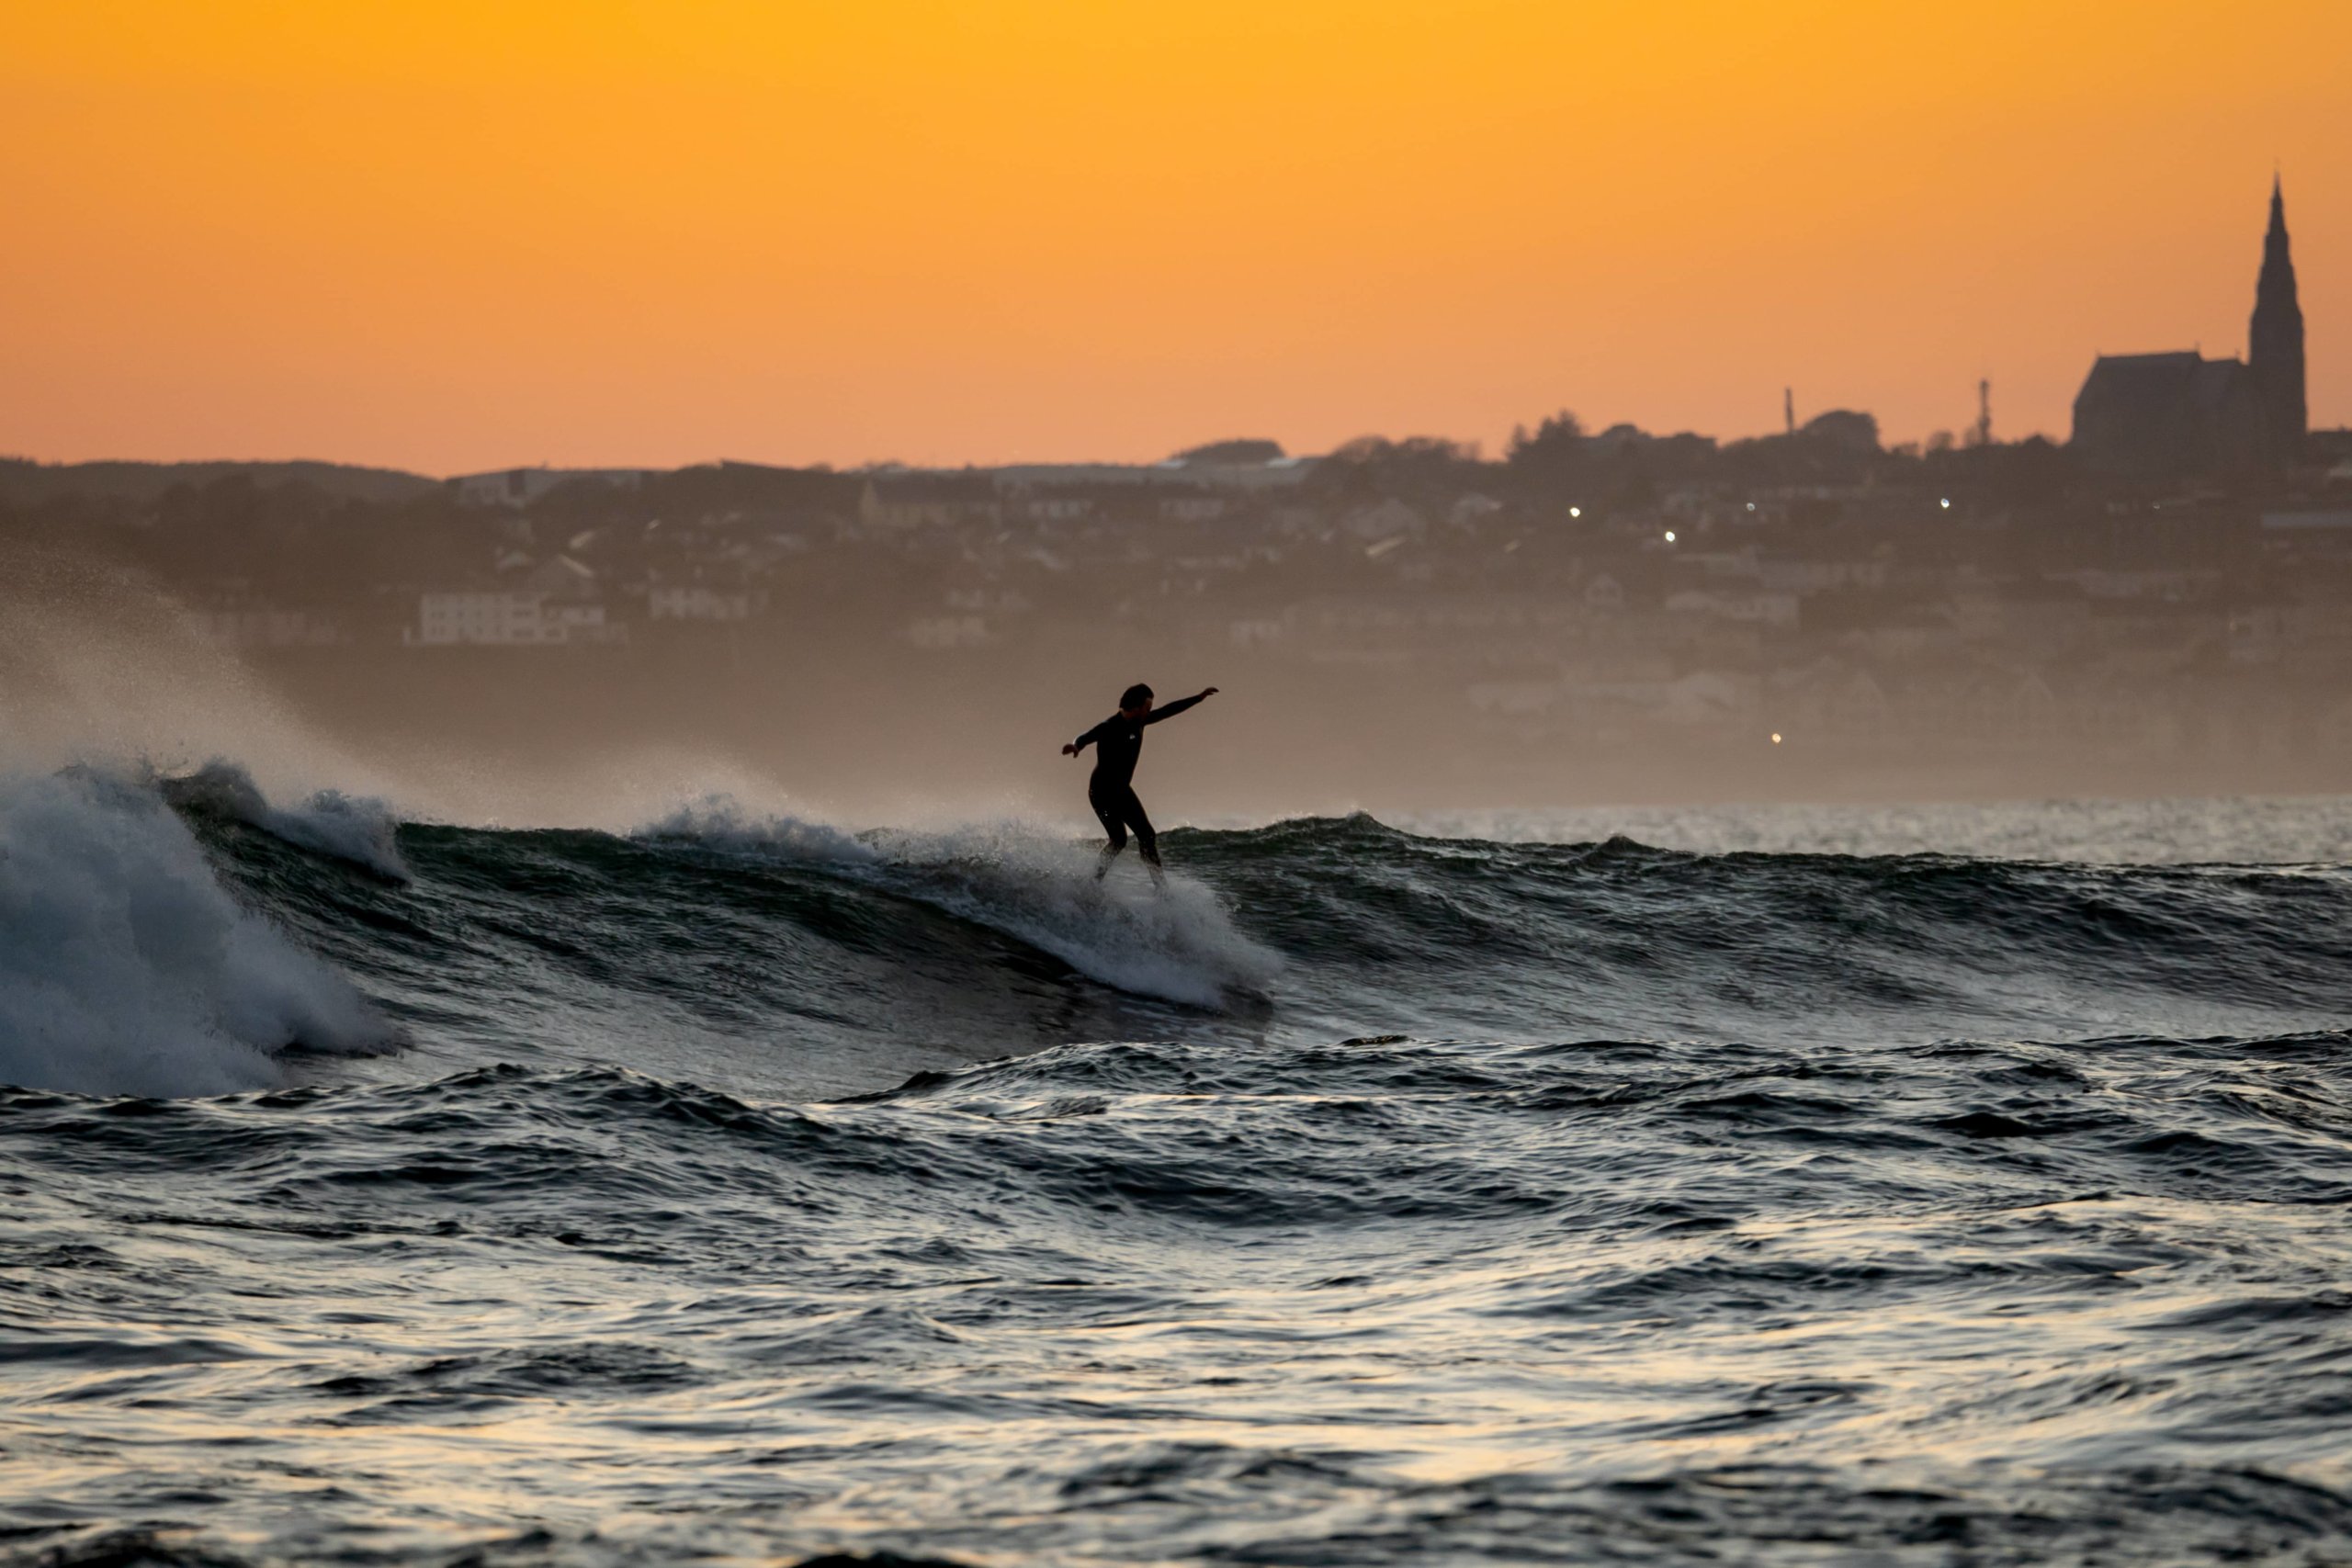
3,2,2345,473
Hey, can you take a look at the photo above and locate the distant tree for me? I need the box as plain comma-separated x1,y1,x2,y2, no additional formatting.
1327,434,1480,465
1507,411,1585,463
1503,411,1589,504
1921,434,2076,508
1311,435,1487,507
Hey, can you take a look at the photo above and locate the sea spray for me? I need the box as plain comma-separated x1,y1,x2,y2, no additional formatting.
164,758,412,881
0,767,397,1097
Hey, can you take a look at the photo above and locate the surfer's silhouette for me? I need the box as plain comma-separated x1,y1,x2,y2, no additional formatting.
1062,682,1218,885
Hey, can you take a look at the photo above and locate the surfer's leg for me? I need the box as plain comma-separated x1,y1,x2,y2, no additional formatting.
1124,792,1163,884
1091,793,1127,879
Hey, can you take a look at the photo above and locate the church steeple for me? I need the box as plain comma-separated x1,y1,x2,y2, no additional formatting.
2249,173,2307,465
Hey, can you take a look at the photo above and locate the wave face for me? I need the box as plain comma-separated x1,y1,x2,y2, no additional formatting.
5,772,2352,1565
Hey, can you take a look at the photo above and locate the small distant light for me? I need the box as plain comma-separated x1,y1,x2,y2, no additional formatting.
1746,502,1757,512
1663,530,1677,543
1568,506,1582,518
1939,497,1951,509
1770,732,1783,744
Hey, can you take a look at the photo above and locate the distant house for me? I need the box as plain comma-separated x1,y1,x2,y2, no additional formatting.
1159,493,1227,522
1447,492,1503,526
1758,558,1889,593
450,468,649,508
410,592,623,646
407,556,624,647
1994,671,2062,739
1655,671,1750,725
650,584,763,622
1011,493,1094,523
1910,669,2061,741
858,473,1000,530
1342,497,1424,543
1775,663,1887,740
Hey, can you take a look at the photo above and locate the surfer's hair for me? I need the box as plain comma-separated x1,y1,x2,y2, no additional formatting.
1119,683,1154,709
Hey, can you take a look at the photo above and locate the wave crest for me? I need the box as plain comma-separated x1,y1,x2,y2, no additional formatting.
0,768,399,1097
164,759,410,882
645,803,1282,1009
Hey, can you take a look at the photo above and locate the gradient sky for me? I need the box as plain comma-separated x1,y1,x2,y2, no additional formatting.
3,1,2343,474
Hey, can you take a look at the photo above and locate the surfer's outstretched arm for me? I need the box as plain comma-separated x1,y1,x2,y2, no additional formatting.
1062,720,1110,757
1144,687,1219,726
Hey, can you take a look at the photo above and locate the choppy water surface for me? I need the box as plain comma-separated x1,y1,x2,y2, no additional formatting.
4,767,2350,1565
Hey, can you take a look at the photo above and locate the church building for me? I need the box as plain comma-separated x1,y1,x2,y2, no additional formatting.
2071,178,2307,482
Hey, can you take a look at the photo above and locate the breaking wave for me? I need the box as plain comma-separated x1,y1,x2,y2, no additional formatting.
642,799,1283,1008
4,762,2350,1565
0,767,397,1099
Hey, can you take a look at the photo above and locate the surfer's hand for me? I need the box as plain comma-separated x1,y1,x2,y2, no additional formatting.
1201,687,1220,698
1061,743,1079,757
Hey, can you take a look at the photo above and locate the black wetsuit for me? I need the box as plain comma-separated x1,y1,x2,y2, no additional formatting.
1071,693,1207,866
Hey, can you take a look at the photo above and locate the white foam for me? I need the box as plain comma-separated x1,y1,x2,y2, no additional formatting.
640,795,882,866
646,804,1281,1008
169,760,412,882
0,768,399,1098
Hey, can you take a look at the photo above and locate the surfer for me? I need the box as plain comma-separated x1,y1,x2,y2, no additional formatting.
1062,682,1218,882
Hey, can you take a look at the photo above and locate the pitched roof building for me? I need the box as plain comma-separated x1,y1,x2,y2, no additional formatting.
2249,175,2307,457
2072,178,2308,482
2072,352,2267,482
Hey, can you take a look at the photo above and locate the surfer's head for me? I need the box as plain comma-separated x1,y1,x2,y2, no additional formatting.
1119,682,1154,717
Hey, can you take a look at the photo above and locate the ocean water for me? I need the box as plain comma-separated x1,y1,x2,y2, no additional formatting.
4,765,2351,1566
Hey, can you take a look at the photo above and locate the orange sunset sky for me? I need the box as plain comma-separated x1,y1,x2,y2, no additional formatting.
3,1,2344,475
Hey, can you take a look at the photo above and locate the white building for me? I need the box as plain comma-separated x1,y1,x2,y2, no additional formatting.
408,592,624,647
408,558,625,646
650,585,763,622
